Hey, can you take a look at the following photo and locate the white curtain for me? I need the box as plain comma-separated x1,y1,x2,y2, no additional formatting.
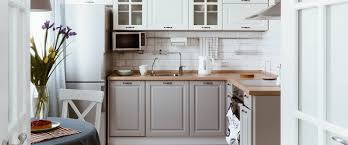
47,0,66,117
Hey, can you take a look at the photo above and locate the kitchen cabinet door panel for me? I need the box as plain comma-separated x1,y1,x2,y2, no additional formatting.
147,0,189,30
113,0,147,30
190,81,225,136
189,0,223,30
109,81,145,136
146,81,190,136
223,4,269,31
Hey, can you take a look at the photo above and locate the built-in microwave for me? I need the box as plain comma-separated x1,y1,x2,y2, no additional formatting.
112,32,146,51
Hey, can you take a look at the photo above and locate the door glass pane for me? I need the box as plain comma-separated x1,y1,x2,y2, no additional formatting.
194,5,205,25
326,3,348,129
118,4,129,11
131,0,142,2
298,120,318,145
207,5,217,25
118,0,129,2
298,8,319,117
118,4,129,25
207,0,218,2
131,5,142,25
118,12,129,25
207,5,217,11
326,130,348,145
194,0,205,2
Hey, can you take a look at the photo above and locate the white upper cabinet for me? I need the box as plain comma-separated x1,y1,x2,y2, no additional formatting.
147,0,189,30
223,4,269,31
223,0,268,4
65,0,113,4
113,0,147,30
189,0,223,30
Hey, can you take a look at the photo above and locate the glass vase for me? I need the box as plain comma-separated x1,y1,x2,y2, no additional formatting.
34,85,49,120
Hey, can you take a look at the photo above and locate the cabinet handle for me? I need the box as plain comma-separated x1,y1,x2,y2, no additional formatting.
201,26,211,29
241,0,250,1
163,26,173,29
203,82,213,85
242,110,247,113
126,26,135,29
332,136,348,145
163,82,173,85
123,82,133,85
241,26,251,29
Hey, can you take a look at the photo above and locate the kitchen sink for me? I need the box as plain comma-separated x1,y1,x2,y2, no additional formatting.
238,79,279,87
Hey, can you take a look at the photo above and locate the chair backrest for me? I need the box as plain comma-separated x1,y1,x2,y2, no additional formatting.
59,89,104,133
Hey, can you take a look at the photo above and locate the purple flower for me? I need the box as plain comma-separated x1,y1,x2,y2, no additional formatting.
59,27,67,35
42,20,54,29
64,31,76,39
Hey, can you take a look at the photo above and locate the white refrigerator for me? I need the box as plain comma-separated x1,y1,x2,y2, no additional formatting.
64,3,113,145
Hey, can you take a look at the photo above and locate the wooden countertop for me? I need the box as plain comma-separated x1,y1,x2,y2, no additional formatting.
108,70,281,96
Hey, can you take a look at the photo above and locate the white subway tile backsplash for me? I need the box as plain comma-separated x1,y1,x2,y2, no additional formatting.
113,23,281,72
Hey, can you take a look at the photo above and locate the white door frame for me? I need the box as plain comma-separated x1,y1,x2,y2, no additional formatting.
0,0,10,143
281,0,348,145
1,0,31,144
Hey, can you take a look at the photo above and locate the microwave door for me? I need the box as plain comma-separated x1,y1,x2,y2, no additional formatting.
115,34,140,50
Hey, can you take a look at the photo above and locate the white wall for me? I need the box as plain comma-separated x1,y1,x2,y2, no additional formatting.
113,21,281,72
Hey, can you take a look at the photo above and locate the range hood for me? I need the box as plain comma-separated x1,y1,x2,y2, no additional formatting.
246,1,281,20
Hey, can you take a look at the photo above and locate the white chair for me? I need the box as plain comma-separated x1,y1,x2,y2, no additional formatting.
59,89,104,133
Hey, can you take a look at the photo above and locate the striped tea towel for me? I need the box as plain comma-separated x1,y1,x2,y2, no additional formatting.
31,127,80,144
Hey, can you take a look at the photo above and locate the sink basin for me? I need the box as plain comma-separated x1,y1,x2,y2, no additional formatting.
239,80,279,87
151,73,180,77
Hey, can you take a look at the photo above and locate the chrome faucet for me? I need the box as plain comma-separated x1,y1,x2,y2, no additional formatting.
151,57,158,76
165,51,183,76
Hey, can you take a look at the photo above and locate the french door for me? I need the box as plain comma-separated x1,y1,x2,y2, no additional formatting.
282,0,348,145
0,0,31,145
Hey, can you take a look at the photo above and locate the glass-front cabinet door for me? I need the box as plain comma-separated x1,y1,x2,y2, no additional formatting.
113,0,147,30
189,0,222,30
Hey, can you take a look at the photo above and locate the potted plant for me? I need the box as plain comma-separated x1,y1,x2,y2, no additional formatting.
30,20,76,119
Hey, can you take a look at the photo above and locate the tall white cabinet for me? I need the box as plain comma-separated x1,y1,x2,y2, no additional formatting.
147,0,189,30
189,0,223,30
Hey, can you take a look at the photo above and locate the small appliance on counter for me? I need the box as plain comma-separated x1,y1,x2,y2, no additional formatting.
198,56,214,76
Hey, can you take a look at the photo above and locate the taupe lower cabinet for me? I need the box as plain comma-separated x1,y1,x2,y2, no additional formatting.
109,81,146,136
109,80,225,137
146,81,190,136
190,81,225,136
